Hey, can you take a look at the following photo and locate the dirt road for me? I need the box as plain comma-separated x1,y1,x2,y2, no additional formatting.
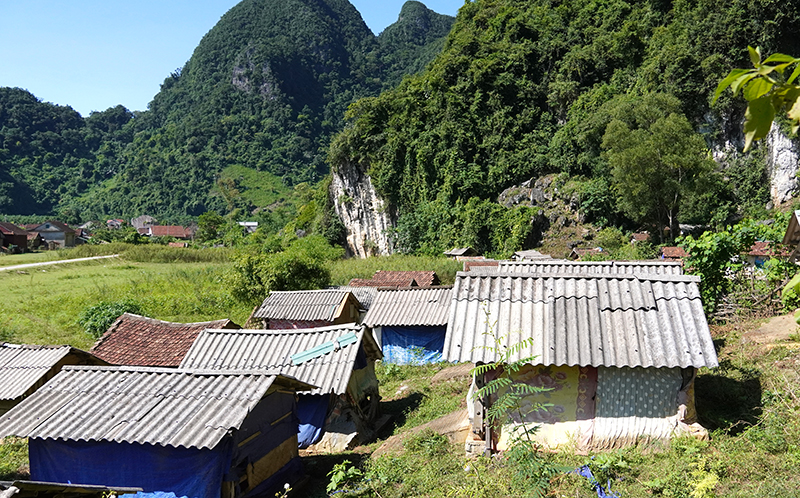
0,254,120,272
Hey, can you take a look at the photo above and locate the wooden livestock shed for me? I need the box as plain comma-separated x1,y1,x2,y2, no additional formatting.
252,289,362,329
181,324,383,453
0,366,313,498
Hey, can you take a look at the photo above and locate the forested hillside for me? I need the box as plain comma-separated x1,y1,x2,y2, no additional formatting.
330,0,800,256
0,0,453,222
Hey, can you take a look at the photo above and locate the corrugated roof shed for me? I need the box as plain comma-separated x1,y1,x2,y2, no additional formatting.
90,313,240,367
0,344,74,401
497,260,684,275
512,249,552,261
180,324,381,395
443,271,717,369
329,286,378,310
363,287,452,327
253,290,356,321
0,366,313,450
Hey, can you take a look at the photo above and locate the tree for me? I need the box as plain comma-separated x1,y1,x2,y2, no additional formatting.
196,211,226,243
714,47,800,151
602,94,715,241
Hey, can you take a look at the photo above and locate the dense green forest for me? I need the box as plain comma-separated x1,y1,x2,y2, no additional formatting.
0,0,453,222
3,0,800,257
330,0,800,255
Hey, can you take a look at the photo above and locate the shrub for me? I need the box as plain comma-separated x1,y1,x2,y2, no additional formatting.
79,299,143,338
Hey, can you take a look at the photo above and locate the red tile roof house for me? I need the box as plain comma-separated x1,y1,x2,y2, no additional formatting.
141,225,196,240
348,270,441,288
90,313,240,367
745,241,789,269
0,222,28,253
660,246,689,262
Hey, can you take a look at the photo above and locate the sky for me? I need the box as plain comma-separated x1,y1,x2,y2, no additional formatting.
0,0,465,117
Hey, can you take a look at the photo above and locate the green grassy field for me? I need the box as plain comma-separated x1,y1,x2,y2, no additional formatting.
0,257,252,348
0,251,65,267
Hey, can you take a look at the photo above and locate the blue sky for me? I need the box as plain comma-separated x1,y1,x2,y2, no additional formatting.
0,0,464,117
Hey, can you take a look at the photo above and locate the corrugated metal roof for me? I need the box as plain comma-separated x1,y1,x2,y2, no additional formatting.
497,260,684,275
363,287,452,327
253,290,353,321
180,324,381,395
0,366,312,450
329,286,378,310
0,344,72,400
443,272,717,369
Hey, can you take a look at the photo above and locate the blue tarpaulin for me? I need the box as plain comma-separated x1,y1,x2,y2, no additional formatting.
296,395,330,448
382,326,446,364
29,438,232,498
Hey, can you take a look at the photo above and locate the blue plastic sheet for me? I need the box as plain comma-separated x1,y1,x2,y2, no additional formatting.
573,465,621,498
381,326,446,364
29,438,232,498
296,395,330,448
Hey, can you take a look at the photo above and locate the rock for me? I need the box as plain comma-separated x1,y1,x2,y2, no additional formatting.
530,187,548,204
330,160,397,258
766,126,799,206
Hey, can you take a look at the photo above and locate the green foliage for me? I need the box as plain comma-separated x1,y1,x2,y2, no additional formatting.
330,0,800,254
79,299,143,338
680,215,795,313
0,437,28,480
602,93,716,240
227,235,343,305
196,211,226,243
326,459,363,495
714,47,800,150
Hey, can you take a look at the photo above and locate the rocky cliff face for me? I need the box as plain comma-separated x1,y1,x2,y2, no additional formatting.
766,126,799,207
330,161,396,258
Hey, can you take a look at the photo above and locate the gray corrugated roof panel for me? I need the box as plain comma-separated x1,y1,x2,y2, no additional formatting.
497,260,684,275
180,324,381,395
363,287,453,327
443,272,716,369
0,344,73,400
330,286,378,310
0,366,311,449
253,289,353,321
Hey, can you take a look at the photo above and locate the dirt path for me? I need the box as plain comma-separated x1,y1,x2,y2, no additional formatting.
741,312,799,346
0,254,120,272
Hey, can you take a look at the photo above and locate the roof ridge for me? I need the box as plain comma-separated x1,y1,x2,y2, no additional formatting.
455,271,699,282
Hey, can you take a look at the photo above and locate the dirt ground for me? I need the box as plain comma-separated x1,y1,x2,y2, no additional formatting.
739,311,800,346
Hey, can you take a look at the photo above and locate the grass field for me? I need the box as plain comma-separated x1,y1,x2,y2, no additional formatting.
0,257,251,349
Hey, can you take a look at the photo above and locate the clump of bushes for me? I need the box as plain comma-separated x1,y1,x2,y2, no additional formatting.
78,299,143,338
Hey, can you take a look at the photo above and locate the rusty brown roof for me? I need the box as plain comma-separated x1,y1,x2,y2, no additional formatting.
0,222,26,236
348,270,440,288
149,225,191,238
660,246,688,259
90,313,240,367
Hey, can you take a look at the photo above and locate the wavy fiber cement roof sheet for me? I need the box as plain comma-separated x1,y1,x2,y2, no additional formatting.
497,260,684,275
0,345,72,400
180,324,380,395
0,366,288,450
443,272,716,369
253,290,350,321
363,287,452,327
